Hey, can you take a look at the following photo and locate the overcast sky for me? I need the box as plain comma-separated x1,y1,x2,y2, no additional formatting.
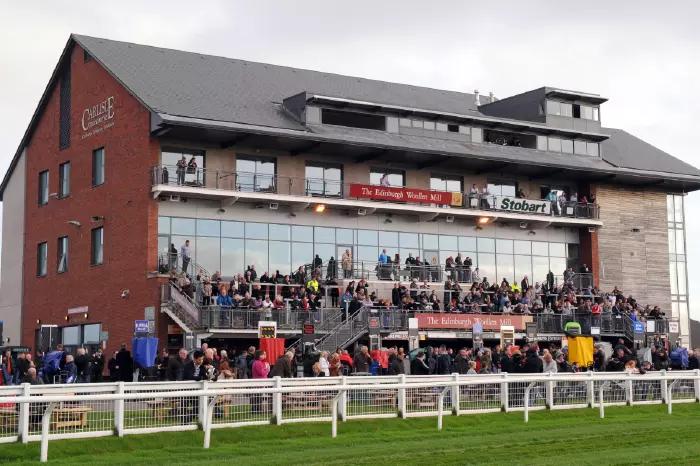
1,1,699,318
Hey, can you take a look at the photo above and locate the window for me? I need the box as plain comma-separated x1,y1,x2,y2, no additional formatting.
573,104,599,121
370,169,405,187
57,236,68,273
560,103,573,117
471,127,483,143
236,157,276,192
92,148,105,186
91,227,104,265
561,139,574,154
536,136,547,151
38,170,49,205
574,140,587,155
161,149,205,186
547,137,562,152
447,124,459,133
321,109,386,131
59,162,70,198
546,100,561,116
430,175,462,192
487,182,516,197
305,163,342,196
586,142,599,157
399,118,411,127
436,123,448,132
412,120,423,128
37,242,48,277
59,66,71,150
423,121,435,131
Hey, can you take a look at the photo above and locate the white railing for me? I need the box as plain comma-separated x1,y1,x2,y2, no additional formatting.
0,371,697,462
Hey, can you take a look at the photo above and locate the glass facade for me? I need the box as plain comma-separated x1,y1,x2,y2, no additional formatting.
159,216,577,282
667,194,689,342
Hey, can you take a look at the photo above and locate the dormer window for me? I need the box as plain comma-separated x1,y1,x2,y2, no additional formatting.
321,108,386,131
546,99,599,121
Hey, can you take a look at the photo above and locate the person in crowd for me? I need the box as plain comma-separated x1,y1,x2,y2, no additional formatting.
453,348,470,374
183,350,207,381
180,239,191,273
91,349,105,383
270,351,294,378
318,351,330,377
311,362,325,377
341,249,353,279
353,346,372,374
116,344,134,383
155,348,170,381
329,352,342,377
542,351,557,373
167,348,189,381
411,351,431,375
108,351,119,382
175,155,187,185
234,349,249,379
74,348,91,383
252,350,270,379
388,352,404,375
63,355,77,383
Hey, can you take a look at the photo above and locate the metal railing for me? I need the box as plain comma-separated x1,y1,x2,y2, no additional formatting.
152,165,600,219
1,371,698,462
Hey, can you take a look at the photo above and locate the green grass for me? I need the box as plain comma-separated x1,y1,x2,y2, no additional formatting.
1,403,699,465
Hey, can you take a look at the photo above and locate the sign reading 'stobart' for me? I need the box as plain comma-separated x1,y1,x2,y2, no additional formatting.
81,96,115,139
492,195,551,215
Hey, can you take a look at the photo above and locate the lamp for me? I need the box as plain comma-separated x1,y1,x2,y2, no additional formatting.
314,204,326,213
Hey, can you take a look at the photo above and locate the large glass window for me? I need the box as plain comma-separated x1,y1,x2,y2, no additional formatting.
430,175,462,192
477,253,495,280
57,236,68,273
487,182,516,197
514,255,532,283
315,227,335,243
337,229,354,244
37,242,48,277
196,237,220,274
305,164,342,197
574,140,587,155
58,162,70,198
477,237,495,253
196,219,220,237
379,231,399,248
532,256,550,283
292,226,313,242
92,148,105,186
158,217,170,234
83,324,101,344
497,254,514,283
459,236,477,252
291,242,313,270
245,223,268,240
269,241,291,275
38,170,49,205
370,169,405,187
62,326,80,346
400,232,419,249
357,230,378,246
161,149,205,185
245,239,268,271
236,157,276,192
423,234,439,250
221,238,244,276
269,224,291,241
221,221,244,238
91,227,103,265
314,243,335,264
172,218,195,236
439,235,458,251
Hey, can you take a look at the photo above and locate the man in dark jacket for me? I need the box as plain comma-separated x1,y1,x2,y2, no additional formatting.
388,353,404,375
436,346,452,375
453,349,470,374
411,352,431,375
605,347,628,372
115,344,133,383
75,349,91,383
522,344,543,373
269,352,294,378
183,350,206,381
166,348,189,381
353,346,372,373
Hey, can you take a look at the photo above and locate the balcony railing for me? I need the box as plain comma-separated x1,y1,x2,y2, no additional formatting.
152,165,599,220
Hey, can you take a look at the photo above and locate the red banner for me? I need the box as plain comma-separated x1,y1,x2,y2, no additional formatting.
415,313,533,331
348,184,462,206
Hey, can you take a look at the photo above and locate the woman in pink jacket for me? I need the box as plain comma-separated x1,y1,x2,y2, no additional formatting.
251,350,269,379
250,350,270,415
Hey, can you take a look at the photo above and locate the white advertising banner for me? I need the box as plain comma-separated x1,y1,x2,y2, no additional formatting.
492,196,551,215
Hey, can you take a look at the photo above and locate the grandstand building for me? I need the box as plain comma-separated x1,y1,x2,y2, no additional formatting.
0,34,697,355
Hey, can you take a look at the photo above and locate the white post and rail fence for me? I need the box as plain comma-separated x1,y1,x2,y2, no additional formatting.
0,371,696,462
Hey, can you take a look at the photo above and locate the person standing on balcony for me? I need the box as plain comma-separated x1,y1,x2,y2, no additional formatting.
176,155,187,185
380,173,390,187
342,249,353,278
169,243,177,272
187,156,198,184
180,240,191,273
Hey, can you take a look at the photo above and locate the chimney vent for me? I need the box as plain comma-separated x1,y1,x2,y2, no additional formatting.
489,91,495,103
474,89,480,106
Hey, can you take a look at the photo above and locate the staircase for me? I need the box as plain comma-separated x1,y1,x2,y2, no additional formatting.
314,307,370,352
160,283,205,333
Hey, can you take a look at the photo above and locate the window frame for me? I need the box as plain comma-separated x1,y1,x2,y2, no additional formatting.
370,168,406,187
91,226,104,266
38,170,49,206
57,236,69,273
304,162,343,197
92,147,105,187
37,242,48,277
58,161,71,198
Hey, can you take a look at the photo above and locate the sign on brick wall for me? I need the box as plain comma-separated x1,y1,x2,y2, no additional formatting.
348,183,462,206
81,96,115,139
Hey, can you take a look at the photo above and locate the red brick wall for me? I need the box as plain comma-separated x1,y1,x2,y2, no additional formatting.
21,43,165,357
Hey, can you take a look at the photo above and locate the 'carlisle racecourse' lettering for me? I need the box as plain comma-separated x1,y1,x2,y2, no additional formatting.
494,195,551,215
81,96,115,139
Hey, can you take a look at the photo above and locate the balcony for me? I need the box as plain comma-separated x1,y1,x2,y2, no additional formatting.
152,165,602,227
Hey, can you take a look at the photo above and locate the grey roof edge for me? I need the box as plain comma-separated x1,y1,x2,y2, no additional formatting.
0,37,76,200
159,113,700,186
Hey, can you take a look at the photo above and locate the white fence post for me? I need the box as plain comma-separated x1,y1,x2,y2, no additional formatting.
668,379,675,415
40,402,57,463
500,373,509,412
19,383,30,443
451,373,460,415
398,374,406,418
115,382,124,437
598,383,605,419
199,380,209,428
660,370,668,403
331,390,344,438
626,374,633,406
587,371,595,408
203,395,219,449
273,377,283,425
437,387,449,431
694,369,700,403
546,373,554,409
339,376,347,421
